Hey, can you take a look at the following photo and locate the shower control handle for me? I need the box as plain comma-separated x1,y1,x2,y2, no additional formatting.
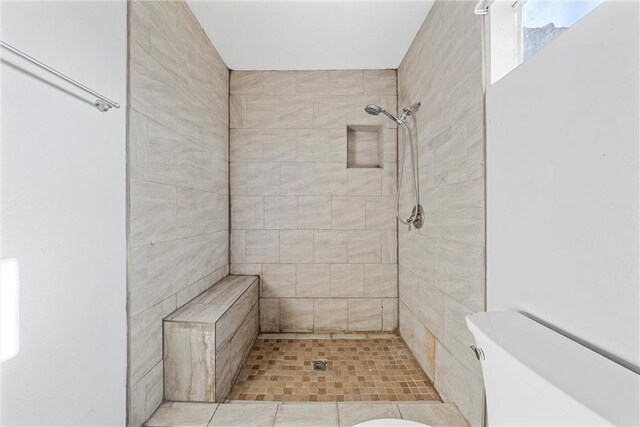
411,205,425,229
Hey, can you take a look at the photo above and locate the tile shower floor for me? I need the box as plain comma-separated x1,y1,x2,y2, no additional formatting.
227,333,440,402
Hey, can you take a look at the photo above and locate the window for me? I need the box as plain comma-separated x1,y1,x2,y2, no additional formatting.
488,0,605,83
522,0,605,60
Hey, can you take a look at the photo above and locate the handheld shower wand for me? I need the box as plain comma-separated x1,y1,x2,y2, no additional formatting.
365,103,424,230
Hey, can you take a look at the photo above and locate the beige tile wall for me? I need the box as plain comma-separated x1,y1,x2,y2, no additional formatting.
127,1,229,425
229,70,399,333
397,2,485,426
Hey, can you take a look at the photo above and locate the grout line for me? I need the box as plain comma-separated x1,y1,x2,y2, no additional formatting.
395,402,405,420
207,403,220,426
272,402,282,427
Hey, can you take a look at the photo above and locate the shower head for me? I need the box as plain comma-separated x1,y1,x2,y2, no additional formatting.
365,104,382,115
364,104,401,124
403,103,421,116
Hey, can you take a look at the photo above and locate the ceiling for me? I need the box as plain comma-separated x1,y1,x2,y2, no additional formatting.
186,1,434,70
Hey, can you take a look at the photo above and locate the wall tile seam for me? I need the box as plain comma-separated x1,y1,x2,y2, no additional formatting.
230,126,393,131
131,179,231,197
230,197,395,206
229,163,397,170
229,93,397,100
130,272,228,313
130,261,227,320
130,14,229,77
130,107,230,161
129,70,229,127
128,110,230,189
129,293,177,352
181,264,230,296
129,228,230,249
258,296,397,300
130,355,163,395
229,71,397,96
262,296,399,301
130,54,229,129
234,235,390,261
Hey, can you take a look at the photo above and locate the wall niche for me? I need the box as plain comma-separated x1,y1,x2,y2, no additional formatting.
346,125,384,168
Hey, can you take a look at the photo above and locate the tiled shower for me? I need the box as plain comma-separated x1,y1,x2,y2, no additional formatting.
3,0,636,425
127,1,485,426
229,69,400,333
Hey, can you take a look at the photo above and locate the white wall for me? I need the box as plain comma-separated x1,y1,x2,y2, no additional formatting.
486,1,639,372
187,1,434,70
1,1,127,425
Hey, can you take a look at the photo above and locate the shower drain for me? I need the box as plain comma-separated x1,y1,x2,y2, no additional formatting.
312,359,328,372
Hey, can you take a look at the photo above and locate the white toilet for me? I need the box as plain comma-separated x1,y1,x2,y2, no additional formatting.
467,312,640,426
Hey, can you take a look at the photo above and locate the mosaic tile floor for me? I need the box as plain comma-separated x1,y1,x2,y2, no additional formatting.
227,334,440,402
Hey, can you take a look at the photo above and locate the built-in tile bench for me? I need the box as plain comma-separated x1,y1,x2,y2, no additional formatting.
163,275,259,403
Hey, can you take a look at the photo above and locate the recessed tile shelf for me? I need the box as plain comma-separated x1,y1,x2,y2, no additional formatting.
347,125,384,169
